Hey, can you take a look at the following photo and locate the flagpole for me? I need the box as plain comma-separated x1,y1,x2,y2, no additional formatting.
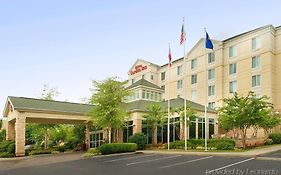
167,43,171,150
204,28,208,151
182,17,188,151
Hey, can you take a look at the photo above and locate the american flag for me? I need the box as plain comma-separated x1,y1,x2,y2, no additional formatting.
180,24,186,45
168,45,172,67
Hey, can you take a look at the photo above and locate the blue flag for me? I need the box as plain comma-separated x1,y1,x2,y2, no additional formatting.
205,32,213,49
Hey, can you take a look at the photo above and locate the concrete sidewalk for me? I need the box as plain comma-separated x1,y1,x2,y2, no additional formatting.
139,144,281,157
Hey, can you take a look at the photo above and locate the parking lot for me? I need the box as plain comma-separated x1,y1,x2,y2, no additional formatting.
0,152,280,175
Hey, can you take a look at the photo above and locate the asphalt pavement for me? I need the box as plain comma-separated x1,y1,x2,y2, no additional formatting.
0,153,280,175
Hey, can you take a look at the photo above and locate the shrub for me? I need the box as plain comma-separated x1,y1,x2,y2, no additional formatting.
216,141,234,150
167,140,185,149
56,146,66,153
99,143,137,155
165,139,235,150
0,152,13,158
7,142,15,154
29,149,52,155
269,133,281,144
208,139,235,150
0,129,6,142
0,140,15,155
83,148,101,158
128,133,147,150
264,139,273,145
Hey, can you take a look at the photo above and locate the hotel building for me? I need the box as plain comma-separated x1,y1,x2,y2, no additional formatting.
2,25,281,156
124,24,281,140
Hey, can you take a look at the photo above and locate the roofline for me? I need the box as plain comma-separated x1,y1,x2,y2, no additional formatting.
15,107,91,116
8,96,94,107
223,25,273,42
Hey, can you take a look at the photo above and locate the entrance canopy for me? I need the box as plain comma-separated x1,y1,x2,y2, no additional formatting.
2,96,95,156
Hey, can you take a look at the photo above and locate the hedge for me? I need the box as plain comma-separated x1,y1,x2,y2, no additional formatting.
99,143,137,155
128,133,146,150
29,149,52,155
166,139,235,150
0,140,15,155
269,133,281,144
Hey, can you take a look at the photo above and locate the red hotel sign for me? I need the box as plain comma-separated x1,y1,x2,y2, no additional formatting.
130,64,147,75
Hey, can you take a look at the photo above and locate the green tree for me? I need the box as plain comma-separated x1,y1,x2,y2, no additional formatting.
218,92,274,148
143,103,164,145
88,77,129,143
40,84,60,100
258,111,280,137
172,105,197,140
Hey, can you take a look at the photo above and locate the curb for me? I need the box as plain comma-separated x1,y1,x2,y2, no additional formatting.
256,157,281,161
84,152,141,159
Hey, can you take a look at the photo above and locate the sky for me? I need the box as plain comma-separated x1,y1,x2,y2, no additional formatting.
0,0,280,117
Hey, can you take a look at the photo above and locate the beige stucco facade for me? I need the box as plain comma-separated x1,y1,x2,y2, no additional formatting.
127,25,281,111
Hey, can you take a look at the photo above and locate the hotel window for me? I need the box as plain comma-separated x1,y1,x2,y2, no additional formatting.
252,75,261,87
229,63,237,75
208,85,215,96
208,102,215,109
161,72,166,81
142,74,146,79
252,55,261,69
208,52,215,63
191,90,197,101
177,65,183,76
150,92,154,100
191,58,197,69
146,91,150,99
177,80,183,89
252,37,261,50
191,74,197,84
131,78,135,84
142,90,146,99
161,85,165,90
151,75,154,80
229,80,237,93
229,45,237,58
208,69,215,80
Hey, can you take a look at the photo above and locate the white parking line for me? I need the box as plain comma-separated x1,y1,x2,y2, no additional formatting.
104,154,155,163
207,158,255,173
126,155,182,166
159,156,214,169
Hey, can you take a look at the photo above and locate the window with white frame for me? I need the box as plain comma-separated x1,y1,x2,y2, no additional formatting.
208,85,215,96
131,78,135,84
208,52,215,63
252,55,261,69
161,72,166,81
191,58,197,69
208,69,215,80
229,45,237,58
252,37,261,51
191,90,197,101
177,80,183,89
252,75,261,87
229,63,237,75
229,80,237,93
191,74,197,84
177,65,183,76
208,102,215,109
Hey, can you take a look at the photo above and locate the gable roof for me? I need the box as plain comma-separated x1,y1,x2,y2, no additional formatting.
126,78,163,90
3,96,94,117
125,97,216,113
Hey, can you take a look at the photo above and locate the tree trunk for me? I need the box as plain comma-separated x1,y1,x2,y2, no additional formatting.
151,126,157,145
241,128,247,148
44,128,49,150
108,127,112,144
